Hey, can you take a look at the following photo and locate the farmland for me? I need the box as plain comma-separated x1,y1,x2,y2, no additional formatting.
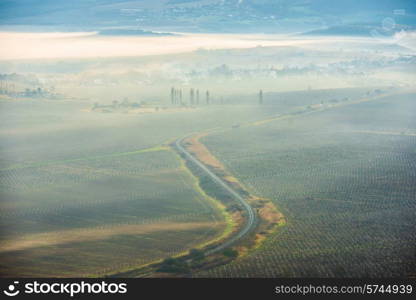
0,100,242,277
0,145,230,277
0,97,272,277
196,92,416,277
0,87,414,277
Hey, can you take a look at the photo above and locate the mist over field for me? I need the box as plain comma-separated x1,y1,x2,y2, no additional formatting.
0,0,415,278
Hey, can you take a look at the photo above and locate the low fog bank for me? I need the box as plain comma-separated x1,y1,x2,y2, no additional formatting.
0,33,415,104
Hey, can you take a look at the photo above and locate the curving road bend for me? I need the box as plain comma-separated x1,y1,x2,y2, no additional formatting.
174,135,256,255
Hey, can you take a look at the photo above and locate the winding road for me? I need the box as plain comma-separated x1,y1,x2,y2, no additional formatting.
174,135,256,254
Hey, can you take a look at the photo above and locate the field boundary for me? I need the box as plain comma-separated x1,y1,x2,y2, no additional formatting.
0,145,169,172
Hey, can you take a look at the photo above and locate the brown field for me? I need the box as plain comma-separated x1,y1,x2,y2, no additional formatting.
185,133,225,170
0,221,222,253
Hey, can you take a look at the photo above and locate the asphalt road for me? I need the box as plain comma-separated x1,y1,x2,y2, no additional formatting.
174,135,256,255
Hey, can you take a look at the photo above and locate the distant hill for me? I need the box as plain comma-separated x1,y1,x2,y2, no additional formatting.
98,29,175,36
300,24,412,37
0,0,415,34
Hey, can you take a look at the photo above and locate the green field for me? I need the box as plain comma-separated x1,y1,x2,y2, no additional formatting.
196,92,416,277
0,98,271,277
0,148,229,277
1,88,414,277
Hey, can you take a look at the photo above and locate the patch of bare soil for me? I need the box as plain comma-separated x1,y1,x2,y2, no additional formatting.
0,221,222,252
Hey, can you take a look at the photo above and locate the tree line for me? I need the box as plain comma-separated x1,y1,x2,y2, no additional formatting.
170,87,264,105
